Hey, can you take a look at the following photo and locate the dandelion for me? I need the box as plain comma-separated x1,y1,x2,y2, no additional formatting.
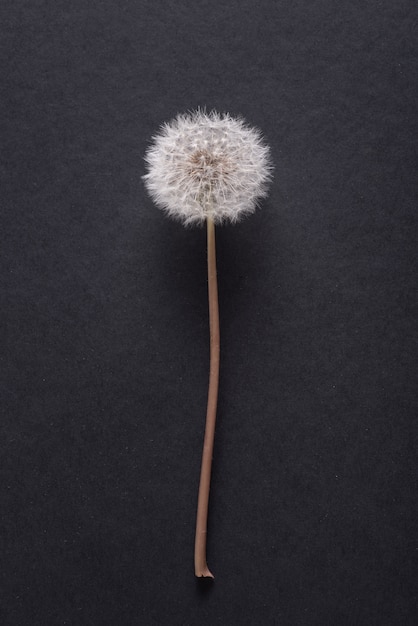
143,110,272,578
143,110,272,226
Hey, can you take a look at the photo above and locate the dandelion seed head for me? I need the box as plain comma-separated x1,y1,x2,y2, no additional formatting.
143,110,273,226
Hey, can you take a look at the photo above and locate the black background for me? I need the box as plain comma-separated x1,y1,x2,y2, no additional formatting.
1,1,417,624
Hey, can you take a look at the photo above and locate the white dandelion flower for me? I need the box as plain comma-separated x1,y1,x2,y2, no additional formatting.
143,110,272,226
142,110,273,579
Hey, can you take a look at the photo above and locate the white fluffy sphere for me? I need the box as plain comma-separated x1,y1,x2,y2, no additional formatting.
143,110,273,226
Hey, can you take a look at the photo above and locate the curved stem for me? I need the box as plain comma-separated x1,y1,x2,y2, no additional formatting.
194,216,220,578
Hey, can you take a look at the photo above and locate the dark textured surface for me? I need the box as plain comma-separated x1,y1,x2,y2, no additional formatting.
1,1,417,624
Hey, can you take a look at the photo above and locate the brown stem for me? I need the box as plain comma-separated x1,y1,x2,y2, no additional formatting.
194,216,220,578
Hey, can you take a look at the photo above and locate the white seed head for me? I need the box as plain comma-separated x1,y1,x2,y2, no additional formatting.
143,110,273,226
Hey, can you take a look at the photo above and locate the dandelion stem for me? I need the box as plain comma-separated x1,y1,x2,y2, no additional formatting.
194,216,219,579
